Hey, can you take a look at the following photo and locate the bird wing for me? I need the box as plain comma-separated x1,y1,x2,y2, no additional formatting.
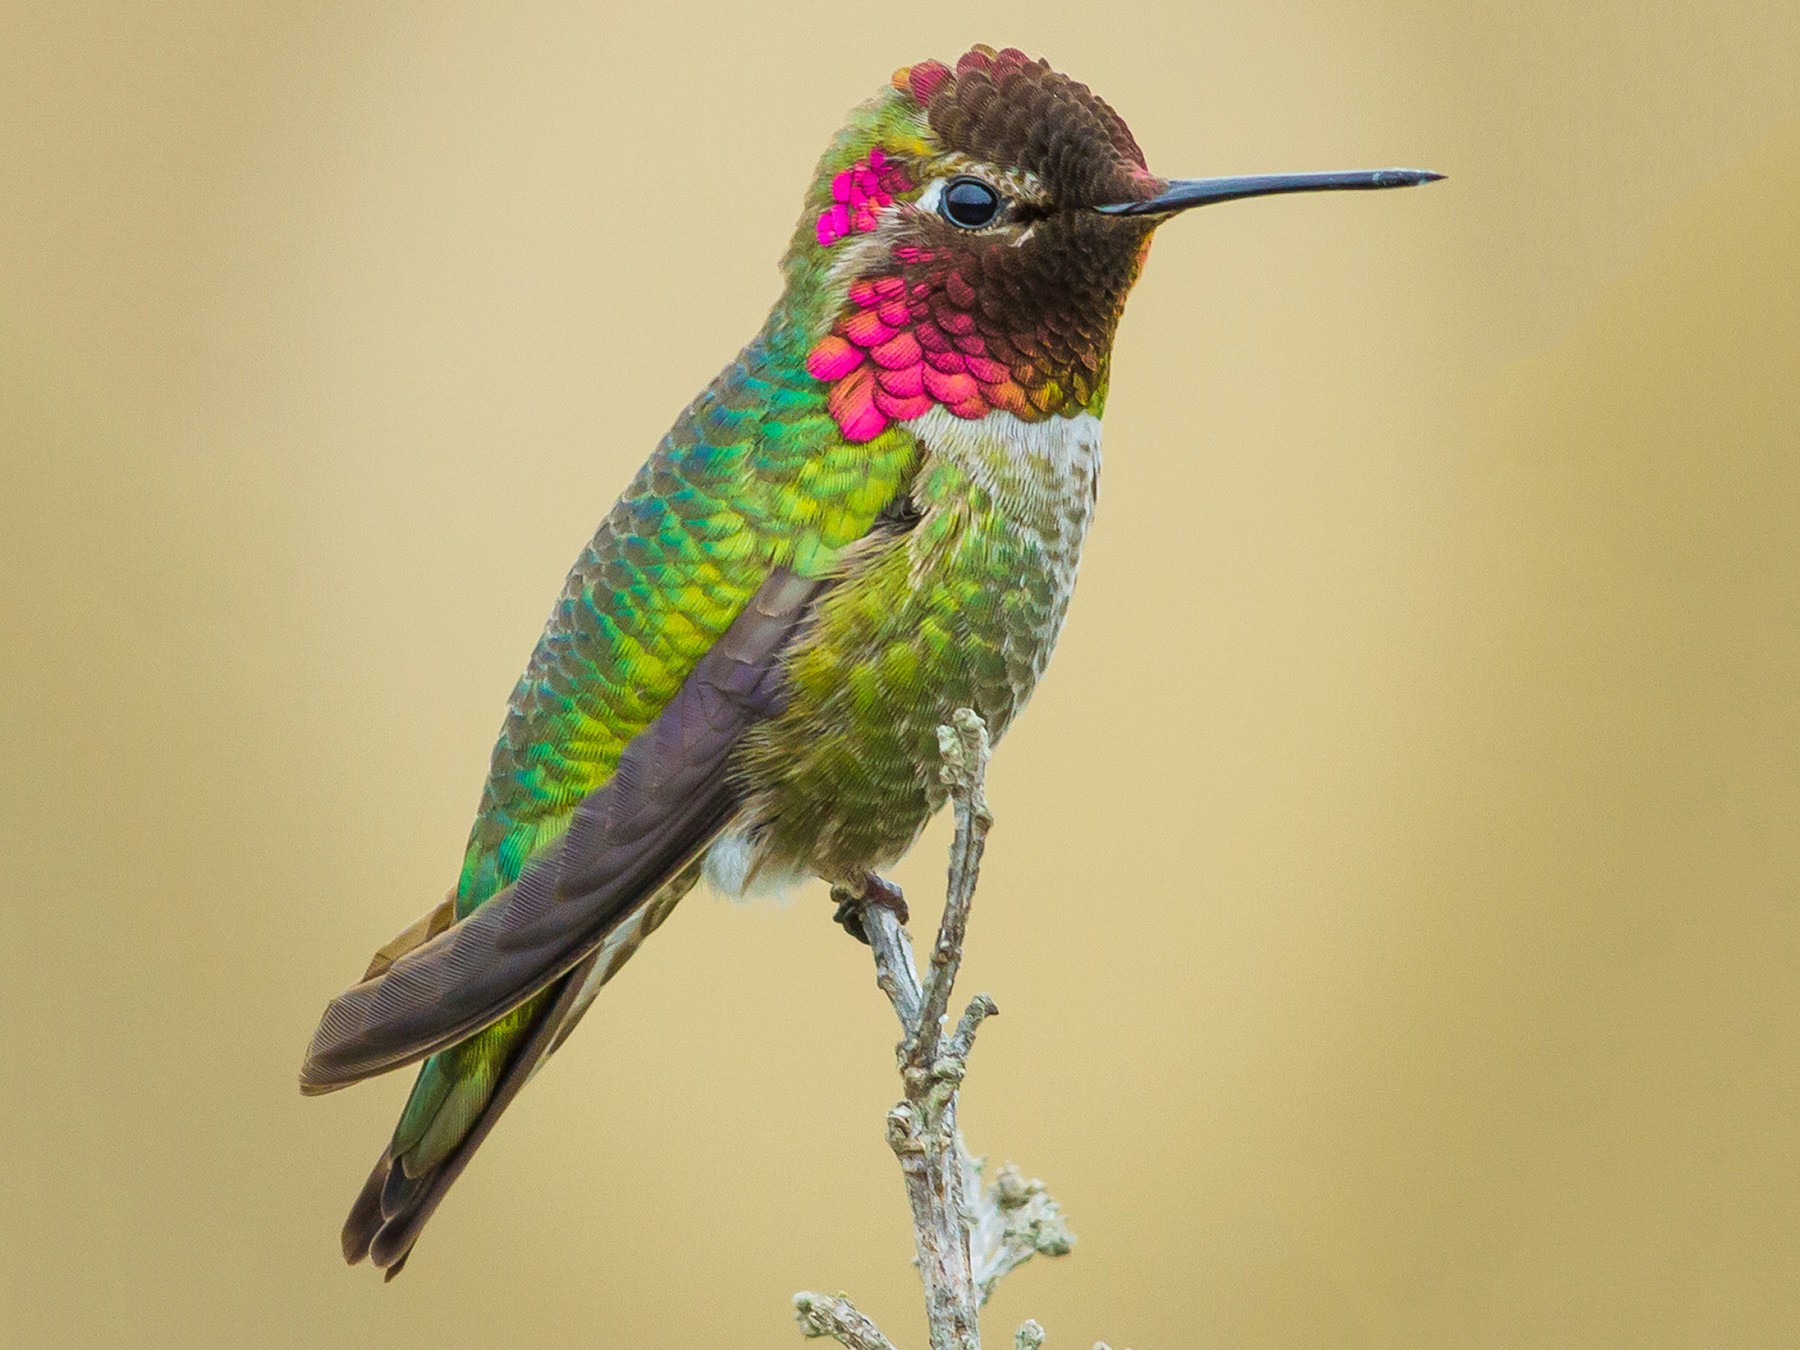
299,567,819,1093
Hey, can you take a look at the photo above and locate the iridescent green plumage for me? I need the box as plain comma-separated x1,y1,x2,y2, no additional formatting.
737,408,1102,884
393,335,920,1180
304,42,1436,1276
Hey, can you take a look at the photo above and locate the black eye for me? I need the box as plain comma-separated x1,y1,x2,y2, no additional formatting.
940,176,1003,229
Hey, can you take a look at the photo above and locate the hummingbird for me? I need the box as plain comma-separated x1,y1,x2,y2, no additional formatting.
301,44,1439,1277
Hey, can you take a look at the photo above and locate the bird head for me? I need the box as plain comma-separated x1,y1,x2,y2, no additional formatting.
782,45,1438,442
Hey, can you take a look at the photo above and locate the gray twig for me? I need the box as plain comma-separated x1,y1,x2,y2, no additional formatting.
794,709,1079,1350
864,899,923,1032
793,1292,898,1350
965,1157,1074,1307
912,710,993,1070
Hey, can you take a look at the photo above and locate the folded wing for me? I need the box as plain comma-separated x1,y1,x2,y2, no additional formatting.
300,568,821,1096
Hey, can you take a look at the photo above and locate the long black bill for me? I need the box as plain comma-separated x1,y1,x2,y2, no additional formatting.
1095,168,1443,216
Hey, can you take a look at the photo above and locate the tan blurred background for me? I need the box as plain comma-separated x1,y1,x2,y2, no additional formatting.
3,3,1797,1346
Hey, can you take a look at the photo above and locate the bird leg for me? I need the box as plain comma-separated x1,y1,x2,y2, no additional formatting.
830,874,910,945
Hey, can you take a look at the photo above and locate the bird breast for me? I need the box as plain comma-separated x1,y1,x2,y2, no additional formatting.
709,405,1104,896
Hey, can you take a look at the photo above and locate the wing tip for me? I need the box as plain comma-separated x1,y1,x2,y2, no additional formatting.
299,1059,349,1096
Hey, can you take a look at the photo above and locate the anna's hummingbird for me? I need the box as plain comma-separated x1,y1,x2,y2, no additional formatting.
302,44,1439,1276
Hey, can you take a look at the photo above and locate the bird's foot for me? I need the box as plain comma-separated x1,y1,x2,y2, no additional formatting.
830,875,909,945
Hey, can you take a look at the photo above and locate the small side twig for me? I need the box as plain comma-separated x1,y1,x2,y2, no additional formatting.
794,1292,899,1350
795,709,1077,1350
965,1158,1073,1307
863,902,923,1032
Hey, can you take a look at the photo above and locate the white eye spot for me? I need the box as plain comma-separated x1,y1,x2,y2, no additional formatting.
915,180,946,215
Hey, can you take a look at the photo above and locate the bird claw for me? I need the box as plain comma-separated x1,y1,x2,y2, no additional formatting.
831,875,909,945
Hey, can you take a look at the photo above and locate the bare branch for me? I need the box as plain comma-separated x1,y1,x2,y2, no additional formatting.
794,710,1082,1350
912,710,993,1069
859,898,924,1032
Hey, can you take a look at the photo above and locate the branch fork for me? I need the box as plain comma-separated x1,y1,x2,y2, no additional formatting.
795,710,1077,1350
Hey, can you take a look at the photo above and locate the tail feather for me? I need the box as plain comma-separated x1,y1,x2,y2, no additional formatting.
342,1150,390,1265
342,860,701,1275
343,952,598,1277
